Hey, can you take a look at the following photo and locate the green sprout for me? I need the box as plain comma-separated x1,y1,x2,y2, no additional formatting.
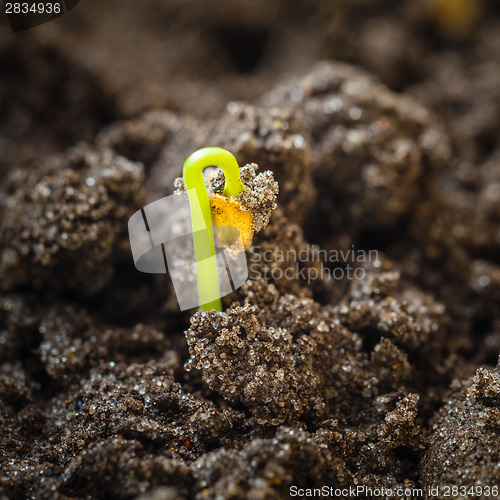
183,147,246,312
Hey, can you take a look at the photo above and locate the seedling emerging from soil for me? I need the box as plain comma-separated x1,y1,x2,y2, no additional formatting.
183,147,247,312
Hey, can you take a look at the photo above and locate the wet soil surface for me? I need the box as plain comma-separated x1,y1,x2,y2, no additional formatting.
1,1,499,499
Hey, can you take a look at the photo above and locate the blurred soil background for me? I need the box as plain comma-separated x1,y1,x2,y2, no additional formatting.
1,1,499,499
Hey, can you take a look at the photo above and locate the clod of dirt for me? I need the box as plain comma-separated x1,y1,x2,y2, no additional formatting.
0,144,145,295
421,364,500,491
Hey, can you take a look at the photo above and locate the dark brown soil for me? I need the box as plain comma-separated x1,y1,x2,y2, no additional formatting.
1,1,499,499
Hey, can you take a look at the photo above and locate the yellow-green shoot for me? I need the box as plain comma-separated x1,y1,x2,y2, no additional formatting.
182,147,245,311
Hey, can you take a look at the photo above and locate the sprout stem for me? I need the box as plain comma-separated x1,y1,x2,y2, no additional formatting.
183,147,245,311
